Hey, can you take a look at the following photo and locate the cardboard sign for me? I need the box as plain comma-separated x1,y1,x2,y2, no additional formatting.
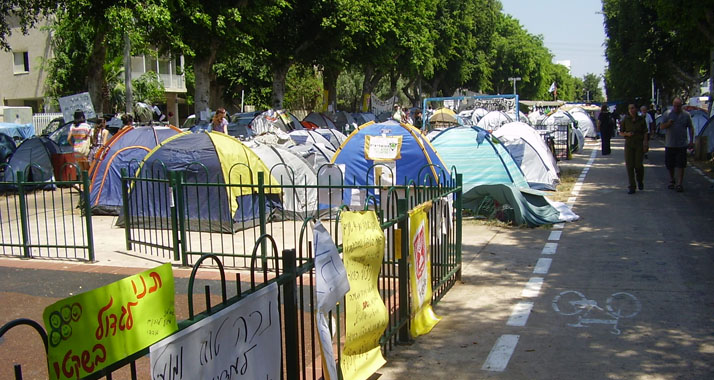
340,211,388,380
59,92,96,123
43,263,177,380
150,283,280,380
364,135,402,161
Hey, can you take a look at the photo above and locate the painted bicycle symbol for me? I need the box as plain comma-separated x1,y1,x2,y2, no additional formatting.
552,290,641,335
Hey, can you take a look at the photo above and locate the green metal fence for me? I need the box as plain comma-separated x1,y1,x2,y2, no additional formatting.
0,164,94,261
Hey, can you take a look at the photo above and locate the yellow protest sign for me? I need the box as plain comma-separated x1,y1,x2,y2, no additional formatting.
43,263,177,380
409,202,441,337
340,211,388,380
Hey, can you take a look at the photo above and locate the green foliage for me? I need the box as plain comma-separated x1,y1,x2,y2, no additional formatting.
132,71,166,105
283,64,323,111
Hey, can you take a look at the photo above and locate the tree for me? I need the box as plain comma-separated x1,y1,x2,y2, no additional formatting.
581,73,604,103
0,0,57,51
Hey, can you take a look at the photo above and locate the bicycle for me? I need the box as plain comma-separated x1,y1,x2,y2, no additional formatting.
551,290,641,335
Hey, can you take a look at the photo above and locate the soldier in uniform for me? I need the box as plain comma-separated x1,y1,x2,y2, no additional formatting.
619,104,649,194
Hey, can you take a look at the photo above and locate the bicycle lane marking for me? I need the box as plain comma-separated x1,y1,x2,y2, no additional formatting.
482,147,598,372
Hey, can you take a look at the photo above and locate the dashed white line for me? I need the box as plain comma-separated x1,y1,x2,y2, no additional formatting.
522,277,544,298
533,257,552,274
552,223,564,229
507,302,534,327
482,334,520,372
541,242,558,255
548,231,562,241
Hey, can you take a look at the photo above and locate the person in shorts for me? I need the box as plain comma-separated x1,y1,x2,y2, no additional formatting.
659,98,694,192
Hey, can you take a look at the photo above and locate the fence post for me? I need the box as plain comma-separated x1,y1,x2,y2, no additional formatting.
567,125,573,160
281,248,299,380
174,171,188,266
120,167,132,251
169,171,181,263
396,198,411,343
82,170,95,262
258,172,267,261
16,171,31,258
455,173,463,282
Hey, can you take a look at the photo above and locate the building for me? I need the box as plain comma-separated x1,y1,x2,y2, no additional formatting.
0,17,186,126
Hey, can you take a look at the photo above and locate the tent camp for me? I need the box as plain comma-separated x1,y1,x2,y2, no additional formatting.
430,126,576,226
568,108,597,138
251,109,302,134
351,112,376,126
289,129,339,150
538,110,580,154
0,133,16,165
288,143,336,171
332,120,449,205
88,125,181,215
476,111,512,132
0,136,61,190
246,141,320,219
303,112,337,129
314,129,347,149
470,108,489,125
0,122,34,141
119,131,282,232
492,122,560,190
505,110,529,125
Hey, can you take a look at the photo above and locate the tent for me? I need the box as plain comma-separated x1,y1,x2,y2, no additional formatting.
314,129,347,150
88,126,181,215
119,131,282,233
333,111,359,133
470,108,489,125
1,136,60,190
492,122,560,191
351,112,376,126
246,141,321,219
696,115,714,154
476,111,512,132
0,133,16,165
0,122,35,140
568,108,597,138
332,120,448,205
538,110,579,154
429,108,461,128
303,112,337,129
430,126,576,226
505,110,529,125
289,129,339,150
251,109,303,134
527,110,545,125
289,143,336,171
430,126,529,190
689,109,710,135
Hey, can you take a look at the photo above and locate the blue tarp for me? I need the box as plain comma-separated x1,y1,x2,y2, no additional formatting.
0,122,35,140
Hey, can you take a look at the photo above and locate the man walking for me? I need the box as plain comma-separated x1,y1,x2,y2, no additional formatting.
659,98,694,192
619,104,648,194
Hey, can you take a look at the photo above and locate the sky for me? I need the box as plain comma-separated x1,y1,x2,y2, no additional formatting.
499,0,608,84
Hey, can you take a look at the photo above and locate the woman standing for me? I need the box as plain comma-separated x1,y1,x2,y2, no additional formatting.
89,117,110,164
211,108,228,133
67,110,91,171
596,104,614,155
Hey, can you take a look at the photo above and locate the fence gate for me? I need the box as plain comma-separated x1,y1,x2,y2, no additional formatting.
0,167,94,261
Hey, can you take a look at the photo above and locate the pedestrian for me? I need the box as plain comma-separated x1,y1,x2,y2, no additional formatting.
659,97,694,192
67,110,92,171
89,117,110,165
596,104,614,155
414,109,424,131
401,107,412,125
211,108,228,133
619,103,648,194
640,105,654,158
392,104,403,121
121,114,133,129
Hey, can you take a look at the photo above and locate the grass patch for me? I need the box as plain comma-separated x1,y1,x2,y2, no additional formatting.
549,168,579,203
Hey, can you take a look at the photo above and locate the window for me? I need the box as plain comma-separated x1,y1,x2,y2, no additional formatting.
13,51,29,74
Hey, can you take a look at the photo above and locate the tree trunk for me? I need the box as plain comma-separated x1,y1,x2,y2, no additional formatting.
271,63,291,109
361,65,383,112
323,67,339,113
87,28,107,115
124,32,133,115
193,40,219,118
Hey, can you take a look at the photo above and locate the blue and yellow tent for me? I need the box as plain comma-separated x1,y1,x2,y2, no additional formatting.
332,120,448,205
121,131,281,232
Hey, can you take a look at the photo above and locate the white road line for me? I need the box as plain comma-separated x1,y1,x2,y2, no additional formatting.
541,242,558,255
482,334,520,372
567,197,577,204
507,302,534,327
548,231,562,241
533,257,552,274
552,223,564,229
522,277,544,298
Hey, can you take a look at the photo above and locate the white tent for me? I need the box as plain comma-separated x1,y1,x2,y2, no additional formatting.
568,108,597,138
476,111,512,132
505,110,530,125
470,108,489,125
493,122,560,191
246,141,319,218
289,129,335,149
313,129,347,150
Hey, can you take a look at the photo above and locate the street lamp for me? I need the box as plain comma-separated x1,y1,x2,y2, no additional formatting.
508,77,522,95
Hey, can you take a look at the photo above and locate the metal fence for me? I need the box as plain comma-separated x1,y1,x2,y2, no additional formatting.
533,122,572,160
0,163,462,379
0,165,94,261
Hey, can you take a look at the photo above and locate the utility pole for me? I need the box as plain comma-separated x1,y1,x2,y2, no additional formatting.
508,77,522,95
124,32,133,115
